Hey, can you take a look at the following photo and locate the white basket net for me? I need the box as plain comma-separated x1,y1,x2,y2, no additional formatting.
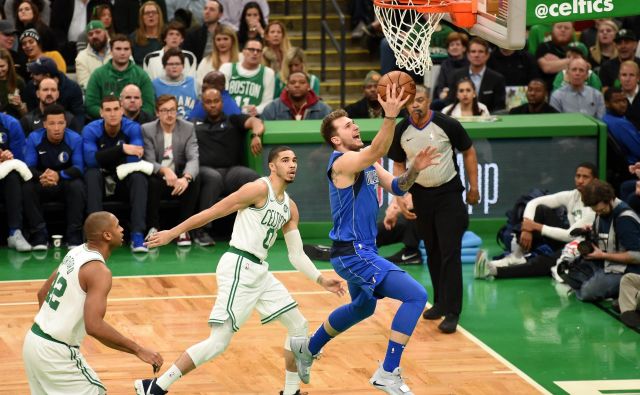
374,0,446,76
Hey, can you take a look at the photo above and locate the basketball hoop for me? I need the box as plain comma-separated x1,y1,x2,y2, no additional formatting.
374,0,477,75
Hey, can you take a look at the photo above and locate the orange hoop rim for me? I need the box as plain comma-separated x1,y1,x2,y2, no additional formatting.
373,0,477,28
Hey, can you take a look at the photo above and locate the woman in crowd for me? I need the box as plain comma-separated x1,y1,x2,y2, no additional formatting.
20,28,66,73
237,2,266,48
13,0,56,51
0,49,26,119
433,31,469,101
274,46,319,99
196,24,240,92
442,77,490,118
76,4,116,52
588,19,618,72
262,21,291,71
130,1,164,65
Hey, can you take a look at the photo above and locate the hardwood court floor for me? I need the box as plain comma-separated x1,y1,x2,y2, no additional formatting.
0,272,543,395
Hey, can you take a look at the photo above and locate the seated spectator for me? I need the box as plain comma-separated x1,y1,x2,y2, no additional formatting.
193,87,261,244
536,22,575,89
21,77,82,134
0,21,24,77
619,60,640,129
0,112,32,251
23,104,85,249
262,21,290,72
23,57,84,125
571,179,640,302
526,23,552,56
130,1,164,65
579,19,617,49
85,35,155,120
196,24,239,92
151,48,198,119
190,70,241,121
509,79,558,114
120,84,156,124
166,0,207,25
75,20,112,91
142,94,200,246
603,87,640,165
619,164,640,214
552,41,602,91
75,4,116,53
236,2,268,48
475,163,596,279
487,47,539,87
442,77,490,118
113,0,168,36
377,194,421,265
433,31,469,102
344,71,382,118
218,0,268,31
619,273,640,329
6,0,51,27
13,0,56,53
219,37,274,116
83,96,150,253
262,72,331,121
550,58,605,118
446,37,506,112
143,20,197,80
274,46,319,99
184,0,224,63
19,28,66,74
0,48,27,119
598,29,640,89
588,19,618,73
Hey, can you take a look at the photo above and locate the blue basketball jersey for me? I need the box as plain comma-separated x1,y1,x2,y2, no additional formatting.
327,151,379,244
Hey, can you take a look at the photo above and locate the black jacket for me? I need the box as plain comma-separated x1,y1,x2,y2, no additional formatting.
184,24,208,63
24,73,85,125
446,67,507,112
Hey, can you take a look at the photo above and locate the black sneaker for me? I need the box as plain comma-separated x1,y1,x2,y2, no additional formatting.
134,378,167,394
385,247,422,265
438,313,459,334
422,305,444,320
194,229,216,246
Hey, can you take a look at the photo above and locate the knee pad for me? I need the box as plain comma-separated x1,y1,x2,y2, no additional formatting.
186,321,234,367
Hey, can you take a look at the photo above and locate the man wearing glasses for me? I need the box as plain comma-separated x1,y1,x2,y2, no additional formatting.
142,95,200,246
219,37,274,117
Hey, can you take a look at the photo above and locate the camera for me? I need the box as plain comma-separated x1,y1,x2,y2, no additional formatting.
569,228,598,255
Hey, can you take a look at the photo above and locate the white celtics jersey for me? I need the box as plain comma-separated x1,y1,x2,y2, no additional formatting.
230,177,291,261
34,245,105,346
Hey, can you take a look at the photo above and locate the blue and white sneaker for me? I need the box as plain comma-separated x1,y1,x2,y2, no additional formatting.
131,232,149,253
134,378,167,394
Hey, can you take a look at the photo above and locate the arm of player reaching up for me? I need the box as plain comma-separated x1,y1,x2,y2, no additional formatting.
81,261,163,370
375,146,440,195
37,269,59,308
332,84,410,177
282,199,346,297
146,180,269,248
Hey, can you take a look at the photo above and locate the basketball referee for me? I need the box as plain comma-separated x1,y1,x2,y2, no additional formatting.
388,85,479,334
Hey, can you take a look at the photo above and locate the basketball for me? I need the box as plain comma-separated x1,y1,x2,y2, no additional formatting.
377,71,417,102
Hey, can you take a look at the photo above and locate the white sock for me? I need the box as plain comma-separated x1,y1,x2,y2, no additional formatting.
511,235,524,258
156,364,182,390
283,370,300,395
488,262,498,276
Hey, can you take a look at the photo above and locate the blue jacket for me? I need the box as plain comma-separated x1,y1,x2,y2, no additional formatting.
82,117,144,169
25,128,84,179
190,90,241,121
0,113,26,161
603,111,640,164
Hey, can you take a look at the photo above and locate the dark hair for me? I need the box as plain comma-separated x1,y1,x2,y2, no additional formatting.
238,2,266,47
445,77,483,116
101,95,120,107
268,145,294,163
43,103,65,120
13,0,44,32
155,94,177,110
243,36,263,49
576,162,598,178
161,20,186,42
604,86,624,102
468,37,490,52
162,47,184,67
320,109,347,147
110,34,132,48
528,78,548,91
209,0,223,14
581,179,615,207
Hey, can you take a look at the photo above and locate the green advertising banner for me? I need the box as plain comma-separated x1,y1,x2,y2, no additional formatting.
527,0,639,25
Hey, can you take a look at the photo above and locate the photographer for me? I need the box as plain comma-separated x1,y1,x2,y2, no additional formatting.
572,180,640,302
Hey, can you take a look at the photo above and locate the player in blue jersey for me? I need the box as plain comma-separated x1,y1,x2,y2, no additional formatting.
291,85,439,395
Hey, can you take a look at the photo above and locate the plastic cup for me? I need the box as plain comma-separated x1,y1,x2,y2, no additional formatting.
51,235,63,248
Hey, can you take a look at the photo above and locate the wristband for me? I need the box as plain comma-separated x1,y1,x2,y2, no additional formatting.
391,177,406,196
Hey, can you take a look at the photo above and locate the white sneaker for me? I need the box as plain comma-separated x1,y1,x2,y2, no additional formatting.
370,363,413,394
490,253,526,268
474,249,491,279
7,230,32,252
290,336,315,384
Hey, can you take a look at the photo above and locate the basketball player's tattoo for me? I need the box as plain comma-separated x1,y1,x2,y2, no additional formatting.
397,165,420,191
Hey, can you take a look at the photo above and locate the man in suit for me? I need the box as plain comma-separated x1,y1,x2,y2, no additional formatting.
446,37,506,112
142,94,200,246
